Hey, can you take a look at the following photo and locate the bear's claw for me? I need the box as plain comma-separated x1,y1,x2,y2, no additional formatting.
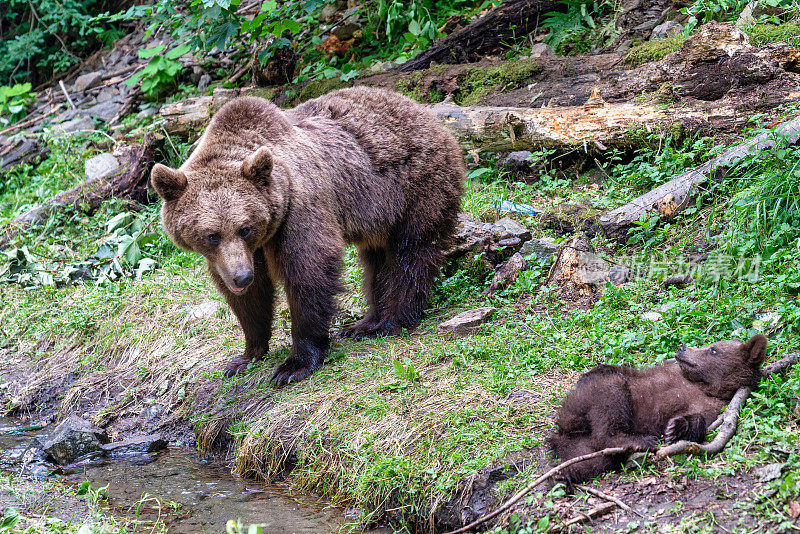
337,319,402,341
271,358,314,387
223,355,256,377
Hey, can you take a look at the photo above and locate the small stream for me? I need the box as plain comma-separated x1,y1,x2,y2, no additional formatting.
0,418,386,533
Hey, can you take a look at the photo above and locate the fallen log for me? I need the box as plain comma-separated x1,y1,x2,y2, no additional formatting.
0,137,48,172
397,0,565,72
599,115,800,239
0,134,156,249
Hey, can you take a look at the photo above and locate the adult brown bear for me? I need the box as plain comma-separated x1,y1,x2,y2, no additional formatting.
151,87,465,385
549,334,767,485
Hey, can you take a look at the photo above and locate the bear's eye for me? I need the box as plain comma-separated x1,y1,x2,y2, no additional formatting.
238,226,252,239
207,233,221,246
709,347,718,355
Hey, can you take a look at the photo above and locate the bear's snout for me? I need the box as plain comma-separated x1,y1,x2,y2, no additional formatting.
233,269,254,289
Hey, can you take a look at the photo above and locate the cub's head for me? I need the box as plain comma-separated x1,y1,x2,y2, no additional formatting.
675,334,767,399
151,146,287,295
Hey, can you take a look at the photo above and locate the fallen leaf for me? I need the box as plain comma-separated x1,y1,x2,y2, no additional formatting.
788,501,800,519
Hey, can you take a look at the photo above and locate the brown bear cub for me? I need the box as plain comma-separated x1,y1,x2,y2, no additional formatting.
550,334,767,485
151,87,464,385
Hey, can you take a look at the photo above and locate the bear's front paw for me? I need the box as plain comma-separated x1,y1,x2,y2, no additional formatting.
271,358,315,387
224,355,256,377
635,435,659,451
337,318,380,341
665,416,689,444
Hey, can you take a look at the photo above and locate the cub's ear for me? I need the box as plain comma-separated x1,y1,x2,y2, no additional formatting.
151,164,187,203
241,146,273,186
744,334,767,366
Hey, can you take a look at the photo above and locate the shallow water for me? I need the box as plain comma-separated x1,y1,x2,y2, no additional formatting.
0,417,384,533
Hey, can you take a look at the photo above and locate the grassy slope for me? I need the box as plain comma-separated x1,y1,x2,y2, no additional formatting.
2,116,800,533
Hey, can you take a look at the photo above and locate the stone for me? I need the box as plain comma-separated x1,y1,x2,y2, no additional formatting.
652,21,683,40
487,217,532,242
663,274,693,288
95,87,119,103
437,307,497,335
546,236,622,308
332,21,362,41
641,311,663,322
51,116,94,135
608,264,630,285
754,462,784,482
84,99,124,122
446,213,491,257
38,416,107,465
100,434,167,458
528,43,555,58
369,61,396,72
520,237,558,262
184,300,221,323
484,252,528,295
85,153,121,180
136,106,160,120
72,71,103,92
197,74,212,92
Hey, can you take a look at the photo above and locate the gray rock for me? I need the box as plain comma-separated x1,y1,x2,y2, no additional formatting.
437,307,497,335
51,116,94,135
484,252,528,295
520,237,558,262
100,434,167,458
332,21,362,41
573,251,612,288
446,213,491,257
197,74,212,92
608,264,630,285
85,153,121,180
633,19,659,32
184,300,221,323
369,61,396,73
85,99,125,122
136,106,160,119
754,462,784,482
72,71,103,92
641,311,663,322
95,87,119,103
652,21,683,39
529,43,555,58
38,416,107,465
663,274,693,288
485,217,532,242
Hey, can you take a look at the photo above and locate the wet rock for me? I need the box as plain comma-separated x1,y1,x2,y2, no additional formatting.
529,43,555,58
483,252,528,295
85,153,121,180
72,71,103,92
51,116,94,135
437,307,497,335
100,434,167,458
663,274,693,288
520,237,558,262
38,416,108,465
184,300,221,323
652,21,682,39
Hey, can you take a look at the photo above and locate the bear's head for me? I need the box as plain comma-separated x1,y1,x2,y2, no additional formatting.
675,334,767,399
151,146,288,295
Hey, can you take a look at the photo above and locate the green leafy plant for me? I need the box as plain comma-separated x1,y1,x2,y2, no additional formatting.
0,508,19,532
541,0,618,53
126,44,191,98
0,83,34,126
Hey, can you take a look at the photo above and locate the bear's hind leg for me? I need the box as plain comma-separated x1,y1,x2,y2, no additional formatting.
338,247,392,340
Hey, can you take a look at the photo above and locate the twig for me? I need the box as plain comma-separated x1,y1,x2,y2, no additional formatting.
0,108,59,136
109,88,142,126
574,485,641,516
227,57,254,84
58,80,76,110
558,502,617,530
443,447,629,534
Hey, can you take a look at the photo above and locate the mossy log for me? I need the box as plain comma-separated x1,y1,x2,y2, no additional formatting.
599,116,800,239
0,135,156,249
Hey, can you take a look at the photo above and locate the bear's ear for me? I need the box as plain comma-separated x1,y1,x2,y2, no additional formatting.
241,146,273,186
151,164,187,203
744,334,767,366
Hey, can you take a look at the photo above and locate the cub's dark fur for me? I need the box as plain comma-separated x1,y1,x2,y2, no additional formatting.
549,335,767,485
151,87,464,385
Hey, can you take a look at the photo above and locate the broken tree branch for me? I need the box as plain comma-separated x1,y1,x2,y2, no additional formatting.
575,484,640,516
558,502,617,530
599,115,800,239
446,353,797,533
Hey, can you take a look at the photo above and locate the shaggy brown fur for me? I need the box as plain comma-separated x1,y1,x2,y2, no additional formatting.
151,87,465,385
549,334,767,485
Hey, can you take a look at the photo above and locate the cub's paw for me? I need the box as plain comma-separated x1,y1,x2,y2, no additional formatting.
271,358,314,387
634,435,659,451
665,416,689,444
223,355,256,377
